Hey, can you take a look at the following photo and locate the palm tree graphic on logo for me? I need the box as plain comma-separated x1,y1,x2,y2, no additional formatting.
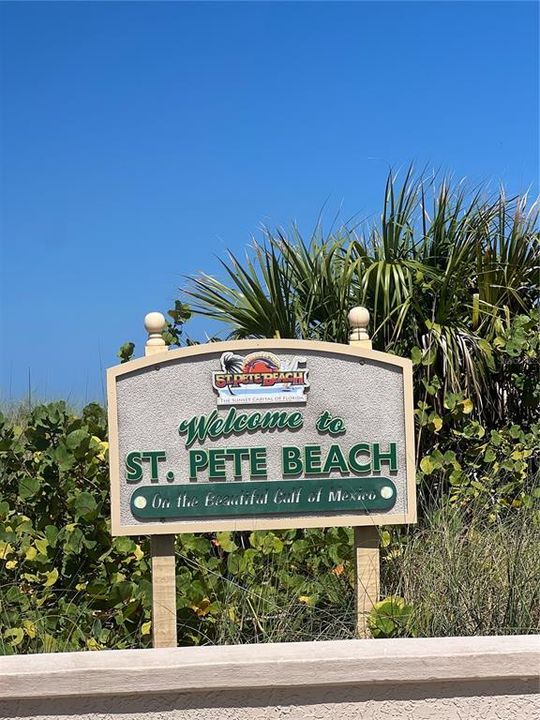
213,352,308,404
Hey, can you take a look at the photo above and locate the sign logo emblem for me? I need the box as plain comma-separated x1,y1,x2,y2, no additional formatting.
212,351,309,405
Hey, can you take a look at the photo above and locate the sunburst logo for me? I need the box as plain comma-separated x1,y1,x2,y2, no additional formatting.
212,351,309,405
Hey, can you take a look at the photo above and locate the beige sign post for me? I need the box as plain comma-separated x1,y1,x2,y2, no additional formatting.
143,312,177,648
108,307,416,647
348,306,380,637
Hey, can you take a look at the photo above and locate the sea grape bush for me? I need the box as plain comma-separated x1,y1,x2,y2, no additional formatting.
413,312,540,516
368,595,415,639
0,402,154,653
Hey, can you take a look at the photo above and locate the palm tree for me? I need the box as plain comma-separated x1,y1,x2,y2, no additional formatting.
183,169,539,426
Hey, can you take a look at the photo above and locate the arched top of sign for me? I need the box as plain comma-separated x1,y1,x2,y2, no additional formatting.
108,338,412,376
107,339,415,536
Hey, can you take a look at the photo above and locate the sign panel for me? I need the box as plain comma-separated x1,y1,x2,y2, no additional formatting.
107,340,416,536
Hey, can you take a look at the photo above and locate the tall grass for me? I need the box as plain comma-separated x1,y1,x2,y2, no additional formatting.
382,503,540,637
178,502,540,644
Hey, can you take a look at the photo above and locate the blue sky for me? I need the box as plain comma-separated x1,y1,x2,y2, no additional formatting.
1,1,538,405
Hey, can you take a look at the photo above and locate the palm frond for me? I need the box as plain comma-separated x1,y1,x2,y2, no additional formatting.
183,169,539,420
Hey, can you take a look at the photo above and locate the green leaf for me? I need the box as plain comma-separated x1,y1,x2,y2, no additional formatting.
55,443,76,471
463,421,485,439
227,552,242,574
18,475,40,499
411,347,422,365
114,537,136,554
248,531,265,550
368,596,414,638
421,347,437,366
66,428,89,451
110,580,134,604
43,568,59,587
449,469,467,486
509,425,522,439
45,525,59,547
74,492,97,519
443,392,459,411
443,450,460,468
25,546,37,561
4,628,24,647
118,342,135,363
271,536,284,554
35,538,49,556
87,582,108,599
216,532,237,553
460,399,474,414
42,633,58,653
420,456,436,475
64,527,84,554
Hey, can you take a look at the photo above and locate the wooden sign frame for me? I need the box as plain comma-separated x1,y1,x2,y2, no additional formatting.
107,338,416,537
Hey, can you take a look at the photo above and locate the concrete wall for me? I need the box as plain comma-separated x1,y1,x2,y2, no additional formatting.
0,635,538,720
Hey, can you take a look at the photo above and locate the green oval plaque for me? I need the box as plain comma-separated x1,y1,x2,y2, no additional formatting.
131,477,397,520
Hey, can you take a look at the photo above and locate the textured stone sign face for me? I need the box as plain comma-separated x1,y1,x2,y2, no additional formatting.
107,340,416,536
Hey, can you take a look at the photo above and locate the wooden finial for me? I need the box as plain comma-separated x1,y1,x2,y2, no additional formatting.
348,306,372,349
144,312,167,356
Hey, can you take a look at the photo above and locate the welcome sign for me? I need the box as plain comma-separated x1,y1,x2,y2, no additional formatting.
107,340,416,536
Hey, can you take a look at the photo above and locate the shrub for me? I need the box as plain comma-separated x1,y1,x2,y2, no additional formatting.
0,402,153,654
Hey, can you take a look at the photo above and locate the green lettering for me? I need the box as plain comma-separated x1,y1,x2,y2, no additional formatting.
125,451,143,484
282,446,302,476
208,448,227,479
222,407,238,434
179,410,218,449
225,448,250,477
373,443,398,472
250,447,267,477
288,411,304,430
208,416,225,439
348,443,371,473
316,410,332,433
141,451,166,482
316,411,345,435
260,411,287,430
178,409,305,448
236,414,249,432
304,445,322,475
189,450,208,480
246,412,262,431
322,444,348,474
